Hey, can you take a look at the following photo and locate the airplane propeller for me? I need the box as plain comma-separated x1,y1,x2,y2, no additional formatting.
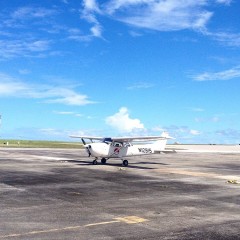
81,138,86,145
86,145,91,157
81,138,91,157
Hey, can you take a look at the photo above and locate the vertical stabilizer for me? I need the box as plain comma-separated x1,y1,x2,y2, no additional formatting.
152,132,172,152
152,139,167,152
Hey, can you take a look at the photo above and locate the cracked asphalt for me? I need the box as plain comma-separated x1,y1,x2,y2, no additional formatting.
1,148,240,239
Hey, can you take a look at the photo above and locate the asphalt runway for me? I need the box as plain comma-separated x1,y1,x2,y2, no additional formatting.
1,148,240,239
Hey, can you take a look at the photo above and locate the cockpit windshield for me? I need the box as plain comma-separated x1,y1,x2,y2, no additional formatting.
102,138,112,144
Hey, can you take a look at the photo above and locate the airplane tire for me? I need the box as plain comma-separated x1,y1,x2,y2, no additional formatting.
101,158,107,164
93,160,98,165
122,160,128,167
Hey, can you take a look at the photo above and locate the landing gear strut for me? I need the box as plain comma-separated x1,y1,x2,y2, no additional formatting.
122,160,128,167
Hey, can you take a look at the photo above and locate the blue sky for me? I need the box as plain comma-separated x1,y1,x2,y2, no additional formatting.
0,0,240,143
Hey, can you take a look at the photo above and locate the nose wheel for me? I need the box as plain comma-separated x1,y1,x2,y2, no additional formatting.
92,159,98,165
122,160,128,167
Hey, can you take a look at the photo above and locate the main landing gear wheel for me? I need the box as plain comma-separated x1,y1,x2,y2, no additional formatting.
101,158,107,164
92,159,98,165
122,160,128,167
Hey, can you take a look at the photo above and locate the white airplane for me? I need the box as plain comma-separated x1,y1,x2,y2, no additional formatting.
70,133,172,166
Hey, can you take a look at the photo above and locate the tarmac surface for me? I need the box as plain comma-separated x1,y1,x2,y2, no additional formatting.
1,147,240,239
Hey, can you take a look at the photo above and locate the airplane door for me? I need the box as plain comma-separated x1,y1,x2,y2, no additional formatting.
110,142,126,157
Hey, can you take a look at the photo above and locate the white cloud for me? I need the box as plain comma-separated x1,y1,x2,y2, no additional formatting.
215,0,232,5
28,40,50,52
202,30,240,47
127,82,154,90
81,0,103,39
18,69,31,75
53,111,84,118
105,0,213,31
129,30,143,37
0,39,51,59
195,116,220,123
0,0,235,52
46,90,93,106
90,24,103,38
191,107,205,112
105,107,145,133
83,0,100,12
39,128,64,137
0,73,95,106
193,66,240,81
162,125,202,140
53,111,75,115
190,129,201,135
212,117,220,122
216,128,240,138
11,7,56,20
78,0,238,45
0,73,28,95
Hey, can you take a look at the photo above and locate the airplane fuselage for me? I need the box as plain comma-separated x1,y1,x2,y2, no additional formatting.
86,142,154,158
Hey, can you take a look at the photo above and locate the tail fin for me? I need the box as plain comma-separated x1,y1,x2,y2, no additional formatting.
152,139,167,152
152,132,172,152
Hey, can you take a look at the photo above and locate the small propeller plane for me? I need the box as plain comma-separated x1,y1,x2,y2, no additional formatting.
70,132,172,167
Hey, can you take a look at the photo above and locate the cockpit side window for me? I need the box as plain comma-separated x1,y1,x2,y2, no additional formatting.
113,142,122,147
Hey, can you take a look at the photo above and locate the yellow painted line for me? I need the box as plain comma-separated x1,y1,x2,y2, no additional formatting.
68,192,82,195
84,220,120,227
115,216,148,224
0,216,148,239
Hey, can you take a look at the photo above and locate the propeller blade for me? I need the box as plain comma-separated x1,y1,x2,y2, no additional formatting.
86,145,91,157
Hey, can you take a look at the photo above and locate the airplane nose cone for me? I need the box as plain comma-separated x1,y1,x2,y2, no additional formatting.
85,145,92,157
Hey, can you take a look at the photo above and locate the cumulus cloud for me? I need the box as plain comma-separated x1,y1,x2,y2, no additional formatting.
0,73,95,106
105,107,145,133
192,66,240,81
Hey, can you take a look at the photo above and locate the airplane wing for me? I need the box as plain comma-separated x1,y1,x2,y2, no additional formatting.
69,136,104,141
111,136,172,142
112,132,173,142
70,133,173,143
